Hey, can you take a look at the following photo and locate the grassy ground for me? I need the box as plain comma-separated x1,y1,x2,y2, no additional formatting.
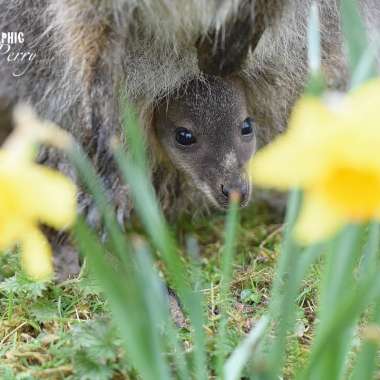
0,203,321,380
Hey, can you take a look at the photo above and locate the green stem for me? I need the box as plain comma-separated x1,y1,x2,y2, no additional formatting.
351,223,380,380
311,226,363,380
305,271,380,378
216,195,240,378
265,190,303,379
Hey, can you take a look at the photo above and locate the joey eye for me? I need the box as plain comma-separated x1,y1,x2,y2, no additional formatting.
241,117,254,136
175,127,197,146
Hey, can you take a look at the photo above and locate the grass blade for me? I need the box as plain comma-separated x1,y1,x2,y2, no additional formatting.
304,270,380,379
115,105,208,378
216,194,240,377
74,219,172,380
133,241,190,380
186,237,208,380
68,144,131,263
224,316,270,380
309,226,363,380
351,223,380,380
265,190,302,378
308,2,321,74
351,43,380,88
341,0,376,80
351,299,380,380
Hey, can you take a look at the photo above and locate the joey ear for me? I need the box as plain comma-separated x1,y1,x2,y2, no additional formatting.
196,0,285,76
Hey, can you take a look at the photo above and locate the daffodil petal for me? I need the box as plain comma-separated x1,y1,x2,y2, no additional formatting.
23,165,77,230
343,78,380,125
250,133,326,189
20,228,53,281
289,96,334,135
0,156,77,230
250,136,302,189
250,97,338,190
0,219,29,251
294,192,345,245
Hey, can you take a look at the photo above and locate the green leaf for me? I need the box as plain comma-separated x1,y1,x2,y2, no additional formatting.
240,288,261,305
30,301,58,323
67,144,132,266
351,44,380,88
265,190,303,378
0,274,48,299
0,365,16,380
74,219,172,380
216,196,240,376
341,0,377,81
115,105,208,378
72,320,119,363
351,224,380,380
224,316,270,380
307,2,321,74
74,350,114,380
78,275,104,297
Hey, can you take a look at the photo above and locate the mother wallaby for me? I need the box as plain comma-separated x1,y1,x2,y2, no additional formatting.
0,0,378,276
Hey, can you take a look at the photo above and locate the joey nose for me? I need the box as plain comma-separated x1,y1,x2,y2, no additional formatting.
221,184,230,198
221,183,248,202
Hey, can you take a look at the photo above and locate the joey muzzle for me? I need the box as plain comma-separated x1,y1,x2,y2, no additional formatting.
221,181,249,204
214,172,251,209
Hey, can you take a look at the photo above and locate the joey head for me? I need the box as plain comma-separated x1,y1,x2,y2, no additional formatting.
155,76,256,209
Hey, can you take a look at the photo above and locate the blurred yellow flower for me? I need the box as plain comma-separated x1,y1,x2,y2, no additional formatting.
0,105,76,280
250,79,380,244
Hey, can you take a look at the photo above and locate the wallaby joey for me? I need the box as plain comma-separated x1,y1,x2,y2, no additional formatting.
0,0,378,221
155,76,254,209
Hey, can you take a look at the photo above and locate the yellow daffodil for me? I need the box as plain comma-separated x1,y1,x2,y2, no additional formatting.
250,79,380,244
0,105,77,280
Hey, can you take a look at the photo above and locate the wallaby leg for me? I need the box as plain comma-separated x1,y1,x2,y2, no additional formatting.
167,287,188,328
